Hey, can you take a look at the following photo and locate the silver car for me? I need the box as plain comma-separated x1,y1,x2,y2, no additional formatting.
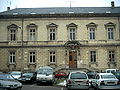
66,71,90,90
91,73,120,90
0,73,22,90
36,66,54,85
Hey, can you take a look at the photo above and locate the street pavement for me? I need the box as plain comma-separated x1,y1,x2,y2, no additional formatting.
22,84,95,90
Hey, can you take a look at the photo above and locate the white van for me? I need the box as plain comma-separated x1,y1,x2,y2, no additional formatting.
36,66,54,85
106,69,119,73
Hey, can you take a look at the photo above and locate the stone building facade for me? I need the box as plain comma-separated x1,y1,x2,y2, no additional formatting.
0,2,120,72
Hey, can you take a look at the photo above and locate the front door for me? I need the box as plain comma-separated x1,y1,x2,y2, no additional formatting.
69,51,77,68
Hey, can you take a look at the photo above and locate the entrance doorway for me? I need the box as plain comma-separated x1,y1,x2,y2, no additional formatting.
69,51,77,68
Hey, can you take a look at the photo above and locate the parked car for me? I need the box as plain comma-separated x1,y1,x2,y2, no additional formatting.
54,72,67,78
114,71,120,80
36,66,55,85
10,71,22,80
105,69,119,74
91,73,120,90
87,71,98,79
66,71,90,90
18,72,36,83
0,73,22,90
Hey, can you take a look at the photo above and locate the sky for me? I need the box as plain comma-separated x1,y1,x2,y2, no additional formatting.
0,0,120,12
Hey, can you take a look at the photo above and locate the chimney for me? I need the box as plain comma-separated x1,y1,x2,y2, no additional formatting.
7,7,10,11
111,1,115,8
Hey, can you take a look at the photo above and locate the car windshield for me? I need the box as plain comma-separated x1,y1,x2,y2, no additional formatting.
70,73,87,79
37,68,53,75
0,74,14,80
101,75,116,79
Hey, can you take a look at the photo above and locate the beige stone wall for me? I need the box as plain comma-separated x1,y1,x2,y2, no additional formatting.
0,16,120,72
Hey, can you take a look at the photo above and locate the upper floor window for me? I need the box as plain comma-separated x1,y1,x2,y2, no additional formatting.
89,28,95,40
29,51,36,63
47,23,58,41
90,51,96,62
49,51,56,63
67,23,77,41
9,51,16,64
86,22,97,40
105,22,116,40
108,51,115,62
27,24,37,41
108,28,114,40
7,24,18,41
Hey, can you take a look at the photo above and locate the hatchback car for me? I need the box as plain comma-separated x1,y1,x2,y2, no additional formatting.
0,73,22,90
91,73,120,90
36,66,55,85
66,71,90,90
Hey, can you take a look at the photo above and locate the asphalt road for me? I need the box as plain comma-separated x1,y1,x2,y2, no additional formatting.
22,84,95,90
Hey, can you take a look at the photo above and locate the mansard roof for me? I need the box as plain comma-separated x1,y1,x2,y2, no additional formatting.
0,7,120,18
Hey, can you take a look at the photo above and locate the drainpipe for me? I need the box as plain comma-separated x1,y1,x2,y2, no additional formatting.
21,15,24,71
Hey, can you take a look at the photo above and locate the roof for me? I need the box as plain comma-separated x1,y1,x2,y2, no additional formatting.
0,7,120,18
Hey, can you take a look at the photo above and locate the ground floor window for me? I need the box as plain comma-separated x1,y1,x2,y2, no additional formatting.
29,51,36,63
109,51,115,62
49,51,56,63
90,51,96,62
9,51,16,64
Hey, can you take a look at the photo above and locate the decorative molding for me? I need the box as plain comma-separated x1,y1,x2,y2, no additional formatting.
86,22,98,29
104,22,116,29
7,24,19,29
46,23,58,28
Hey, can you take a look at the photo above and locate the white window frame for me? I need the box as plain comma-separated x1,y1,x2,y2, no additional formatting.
9,51,16,64
29,51,36,64
109,51,115,62
49,28,56,40
68,27,76,40
108,27,114,40
29,28,36,41
90,51,96,62
89,27,95,40
49,51,56,63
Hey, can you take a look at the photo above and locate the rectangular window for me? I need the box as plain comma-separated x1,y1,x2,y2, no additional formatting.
108,28,114,40
29,29,36,41
49,51,56,63
69,28,75,40
90,51,96,62
109,51,115,62
49,29,56,40
9,51,15,64
10,30,16,41
89,28,95,40
29,52,36,63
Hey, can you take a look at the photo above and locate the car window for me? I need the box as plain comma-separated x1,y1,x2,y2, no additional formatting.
70,73,87,79
101,75,116,79
37,68,53,75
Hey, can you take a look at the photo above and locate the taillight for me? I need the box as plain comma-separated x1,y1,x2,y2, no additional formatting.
100,81,105,85
67,80,72,84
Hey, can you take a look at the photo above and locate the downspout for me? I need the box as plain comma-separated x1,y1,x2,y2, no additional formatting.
21,15,24,71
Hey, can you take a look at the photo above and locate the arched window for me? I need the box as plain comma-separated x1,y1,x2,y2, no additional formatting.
66,23,77,41
27,23,37,41
86,22,98,40
7,24,18,41
47,23,58,41
104,22,116,40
